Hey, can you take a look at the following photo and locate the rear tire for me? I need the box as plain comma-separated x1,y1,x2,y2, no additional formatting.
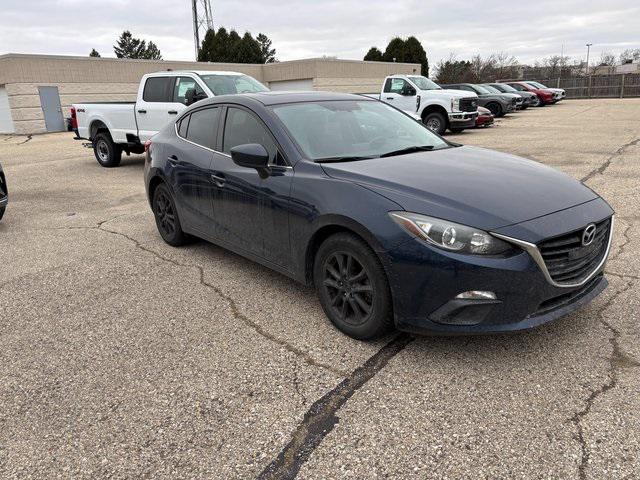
93,132,122,168
152,183,187,246
422,111,447,135
313,232,394,340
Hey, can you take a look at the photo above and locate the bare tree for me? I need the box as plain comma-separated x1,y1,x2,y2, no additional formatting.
619,48,640,63
598,51,617,66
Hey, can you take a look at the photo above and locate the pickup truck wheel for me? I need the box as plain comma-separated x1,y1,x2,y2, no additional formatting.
152,183,187,246
422,112,447,135
486,103,503,117
313,233,393,340
93,132,122,168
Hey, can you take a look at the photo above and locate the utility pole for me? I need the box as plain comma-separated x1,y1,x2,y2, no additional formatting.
585,43,592,75
192,0,214,60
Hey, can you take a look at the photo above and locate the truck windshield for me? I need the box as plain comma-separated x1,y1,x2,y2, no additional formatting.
271,100,449,161
198,74,269,95
407,76,442,90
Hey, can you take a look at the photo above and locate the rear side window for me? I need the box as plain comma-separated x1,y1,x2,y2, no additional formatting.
222,107,278,163
143,77,173,102
185,107,220,149
177,115,190,138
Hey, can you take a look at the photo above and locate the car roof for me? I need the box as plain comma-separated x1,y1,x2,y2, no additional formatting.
197,90,373,107
148,70,247,76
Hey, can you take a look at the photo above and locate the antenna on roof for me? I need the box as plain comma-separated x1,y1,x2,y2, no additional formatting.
192,0,214,61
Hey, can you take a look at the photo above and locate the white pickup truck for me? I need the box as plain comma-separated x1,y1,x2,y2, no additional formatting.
72,70,269,167
364,75,479,135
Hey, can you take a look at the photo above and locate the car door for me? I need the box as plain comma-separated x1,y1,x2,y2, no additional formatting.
136,76,175,142
167,106,220,234
382,78,416,112
210,105,293,266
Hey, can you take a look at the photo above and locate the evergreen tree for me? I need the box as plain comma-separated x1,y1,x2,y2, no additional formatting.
256,33,277,63
363,47,383,61
228,30,242,60
113,31,162,59
89,48,101,57
404,36,428,76
198,29,216,62
232,32,263,63
211,27,230,62
382,37,406,63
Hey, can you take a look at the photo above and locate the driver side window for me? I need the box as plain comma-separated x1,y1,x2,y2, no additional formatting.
173,77,205,104
222,107,283,165
384,78,409,94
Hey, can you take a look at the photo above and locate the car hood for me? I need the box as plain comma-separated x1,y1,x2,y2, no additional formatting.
420,88,478,99
321,145,598,231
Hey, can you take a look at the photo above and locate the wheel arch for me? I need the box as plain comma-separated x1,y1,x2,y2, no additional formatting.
89,119,109,140
303,215,386,286
420,104,449,125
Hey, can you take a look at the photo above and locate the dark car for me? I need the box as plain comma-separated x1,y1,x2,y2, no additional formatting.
440,84,517,117
485,83,537,108
0,162,7,221
144,92,613,339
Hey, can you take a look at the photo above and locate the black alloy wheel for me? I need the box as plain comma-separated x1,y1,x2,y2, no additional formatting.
323,251,374,326
152,183,187,246
314,232,393,339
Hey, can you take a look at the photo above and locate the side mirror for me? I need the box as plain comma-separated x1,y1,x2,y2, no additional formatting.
401,85,416,96
230,143,269,170
185,88,207,106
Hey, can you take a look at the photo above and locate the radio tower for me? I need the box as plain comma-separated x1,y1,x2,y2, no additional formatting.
192,0,214,60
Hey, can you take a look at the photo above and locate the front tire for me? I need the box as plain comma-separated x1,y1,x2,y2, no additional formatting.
93,132,122,168
0,207,5,221
486,102,503,117
313,233,393,340
532,96,543,107
152,183,187,246
422,111,447,135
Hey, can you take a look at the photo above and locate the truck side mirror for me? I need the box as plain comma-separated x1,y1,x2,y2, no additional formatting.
185,88,207,106
401,85,416,96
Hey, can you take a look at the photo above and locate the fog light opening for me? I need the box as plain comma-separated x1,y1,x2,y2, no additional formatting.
455,291,497,300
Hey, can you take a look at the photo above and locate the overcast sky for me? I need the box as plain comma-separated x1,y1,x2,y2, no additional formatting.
2,0,639,69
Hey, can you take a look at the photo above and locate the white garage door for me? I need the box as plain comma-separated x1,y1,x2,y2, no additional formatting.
0,87,15,134
268,79,314,91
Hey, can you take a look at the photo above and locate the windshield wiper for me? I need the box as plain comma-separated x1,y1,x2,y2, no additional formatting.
315,156,376,163
380,145,435,158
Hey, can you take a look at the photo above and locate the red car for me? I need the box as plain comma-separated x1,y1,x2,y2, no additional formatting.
502,82,554,106
475,106,494,127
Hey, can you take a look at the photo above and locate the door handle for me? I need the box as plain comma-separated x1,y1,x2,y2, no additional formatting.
168,110,178,115
137,109,147,114
386,97,394,100
211,173,225,187
167,155,178,165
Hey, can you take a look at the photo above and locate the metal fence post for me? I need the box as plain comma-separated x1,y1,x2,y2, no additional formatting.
587,76,592,98
620,74,625,98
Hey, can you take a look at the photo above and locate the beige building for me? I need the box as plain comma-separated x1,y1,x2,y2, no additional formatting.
0,53,420,134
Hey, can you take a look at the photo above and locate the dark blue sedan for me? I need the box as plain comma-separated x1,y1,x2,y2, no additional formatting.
144,92,613,339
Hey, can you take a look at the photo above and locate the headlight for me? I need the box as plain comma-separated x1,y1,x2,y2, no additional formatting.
451,98,460,112
389,212,512,255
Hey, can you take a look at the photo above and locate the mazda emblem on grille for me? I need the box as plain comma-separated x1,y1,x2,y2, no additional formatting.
582,223,597,246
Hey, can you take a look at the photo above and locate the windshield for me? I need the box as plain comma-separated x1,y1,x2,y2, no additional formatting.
473,85,492,94
198,74,269,95
528,81,547,89
408,76,442,90
494,83,517,93
482,85,501,94
271,100,450,161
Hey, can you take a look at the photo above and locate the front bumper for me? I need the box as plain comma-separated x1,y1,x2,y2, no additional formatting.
448,112,477,129
381,200,613,335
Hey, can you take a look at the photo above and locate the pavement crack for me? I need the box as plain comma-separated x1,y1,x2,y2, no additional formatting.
571,278,639,480
609,222,632,262
17,134,33,145
292,363,308,406
85,218,347,378
257,334,414,480
580,137,640,183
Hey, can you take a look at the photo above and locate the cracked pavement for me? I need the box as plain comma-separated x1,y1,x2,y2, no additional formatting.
0,98,639,479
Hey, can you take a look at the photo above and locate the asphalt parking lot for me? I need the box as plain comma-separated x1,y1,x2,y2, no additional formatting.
1,98,639,479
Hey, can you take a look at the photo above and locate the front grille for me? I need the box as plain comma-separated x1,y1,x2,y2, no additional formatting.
511,98,518,105
459,97,477,112
535,274,602,315
538,217,611,284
